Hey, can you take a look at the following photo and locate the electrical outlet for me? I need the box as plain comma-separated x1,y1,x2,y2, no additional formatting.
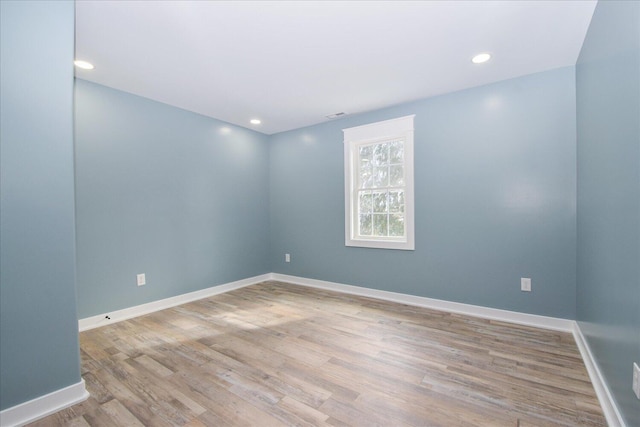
285,253,291,263
521,278,531,292
137,273,146,286
633,363,640,399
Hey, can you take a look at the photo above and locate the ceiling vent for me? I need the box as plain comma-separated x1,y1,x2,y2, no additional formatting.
326,112,347,119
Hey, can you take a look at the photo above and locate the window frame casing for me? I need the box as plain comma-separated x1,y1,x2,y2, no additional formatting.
343,115,415,250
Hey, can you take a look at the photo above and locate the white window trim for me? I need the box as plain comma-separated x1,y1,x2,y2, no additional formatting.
343,115,415,250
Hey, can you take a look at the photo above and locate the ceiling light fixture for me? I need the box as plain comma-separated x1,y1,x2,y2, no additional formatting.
250,119,261,125
471,53,491,64
74,60,95,70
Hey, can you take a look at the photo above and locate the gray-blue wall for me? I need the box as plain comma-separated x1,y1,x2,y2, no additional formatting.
270,67,578,319
0,0,81,411
74,80,271,318
4,1,638,420
576,1,640,425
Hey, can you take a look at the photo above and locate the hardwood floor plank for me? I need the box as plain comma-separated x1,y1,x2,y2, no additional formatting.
277,395,330,425
130,354,174,378
98,399,145,427
90,368,174,427
28,281,606,426
170,371,287,427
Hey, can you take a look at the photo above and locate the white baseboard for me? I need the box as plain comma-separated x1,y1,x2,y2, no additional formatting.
80,272,573,333
572,322,626,427
0,380,89,427
270,273,574,332
78,273,271,331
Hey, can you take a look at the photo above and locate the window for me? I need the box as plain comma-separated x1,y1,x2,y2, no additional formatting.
344,115,415,250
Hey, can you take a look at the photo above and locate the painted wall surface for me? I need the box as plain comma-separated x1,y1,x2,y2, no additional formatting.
74,80,270,318
576,1,640,425
0,1,82,410
270,67,577,319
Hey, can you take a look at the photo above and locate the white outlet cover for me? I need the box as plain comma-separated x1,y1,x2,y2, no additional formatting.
521,278,531,292
137,273,146,286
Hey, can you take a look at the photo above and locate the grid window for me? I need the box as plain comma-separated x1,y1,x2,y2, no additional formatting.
343,116,414,250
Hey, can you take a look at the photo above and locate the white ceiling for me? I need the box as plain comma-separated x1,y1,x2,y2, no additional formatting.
75,0,597,135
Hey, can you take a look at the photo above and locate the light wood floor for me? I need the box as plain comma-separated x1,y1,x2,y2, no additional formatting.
29,281,606,426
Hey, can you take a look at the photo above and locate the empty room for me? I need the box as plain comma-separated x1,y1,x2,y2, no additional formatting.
1,1,638,426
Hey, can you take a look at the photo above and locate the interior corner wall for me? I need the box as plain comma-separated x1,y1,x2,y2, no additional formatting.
0,0,82,411
576,1,640,425
74,80,271,318
269,66,578,319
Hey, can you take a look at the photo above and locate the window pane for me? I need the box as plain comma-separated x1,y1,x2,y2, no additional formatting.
373,214,388,236
358,191,372,213
373,166,389,187
359,145,373,162
389,165,404,186
359,214,372,235
388,190,404,213
372,191,388,213
359,166,373,189
390,140,404,164
373,142,389,166
389,214,405,236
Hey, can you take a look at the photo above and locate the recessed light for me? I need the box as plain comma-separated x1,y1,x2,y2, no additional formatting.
74,60,95,70
250,119,261,125
471,53,491,64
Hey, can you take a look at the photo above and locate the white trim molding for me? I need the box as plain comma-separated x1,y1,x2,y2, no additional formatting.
572,322,626,427
270,273,574,332
0,380,88,427
79,273,270,331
